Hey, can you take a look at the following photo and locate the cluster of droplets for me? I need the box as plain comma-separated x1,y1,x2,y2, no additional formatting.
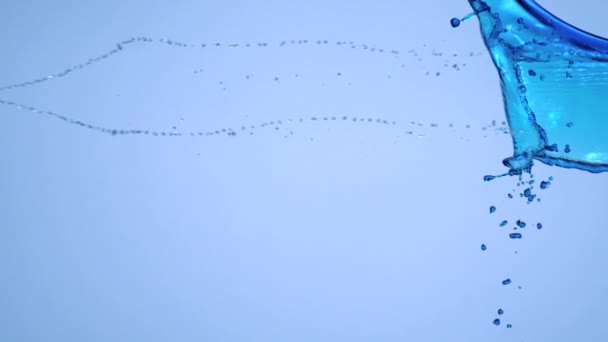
480,172,554,329
191,42,480,92
492,308,512,329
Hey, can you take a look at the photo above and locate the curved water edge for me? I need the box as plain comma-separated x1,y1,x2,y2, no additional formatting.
517,0,608,53
468,0,608,173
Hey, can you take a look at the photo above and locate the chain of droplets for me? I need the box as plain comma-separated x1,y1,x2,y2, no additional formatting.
0,98,402,136
0,36,491,137
0,36,480,92
0,97,507,138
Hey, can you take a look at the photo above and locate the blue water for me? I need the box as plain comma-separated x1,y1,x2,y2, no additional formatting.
463,0,608,173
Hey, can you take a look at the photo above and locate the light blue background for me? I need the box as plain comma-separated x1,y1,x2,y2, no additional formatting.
1,1,607,341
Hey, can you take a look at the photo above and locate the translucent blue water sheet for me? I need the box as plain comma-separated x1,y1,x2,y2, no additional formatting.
468,0,608,173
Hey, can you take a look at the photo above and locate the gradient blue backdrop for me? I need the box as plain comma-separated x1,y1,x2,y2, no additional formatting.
1,1,608,341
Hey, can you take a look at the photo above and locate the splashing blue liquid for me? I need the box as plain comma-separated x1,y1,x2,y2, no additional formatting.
464,0,608,173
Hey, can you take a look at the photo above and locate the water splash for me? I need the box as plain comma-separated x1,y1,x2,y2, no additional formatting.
460,0,608,173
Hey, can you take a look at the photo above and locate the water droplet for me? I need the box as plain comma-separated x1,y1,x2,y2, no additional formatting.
509,233,522,239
